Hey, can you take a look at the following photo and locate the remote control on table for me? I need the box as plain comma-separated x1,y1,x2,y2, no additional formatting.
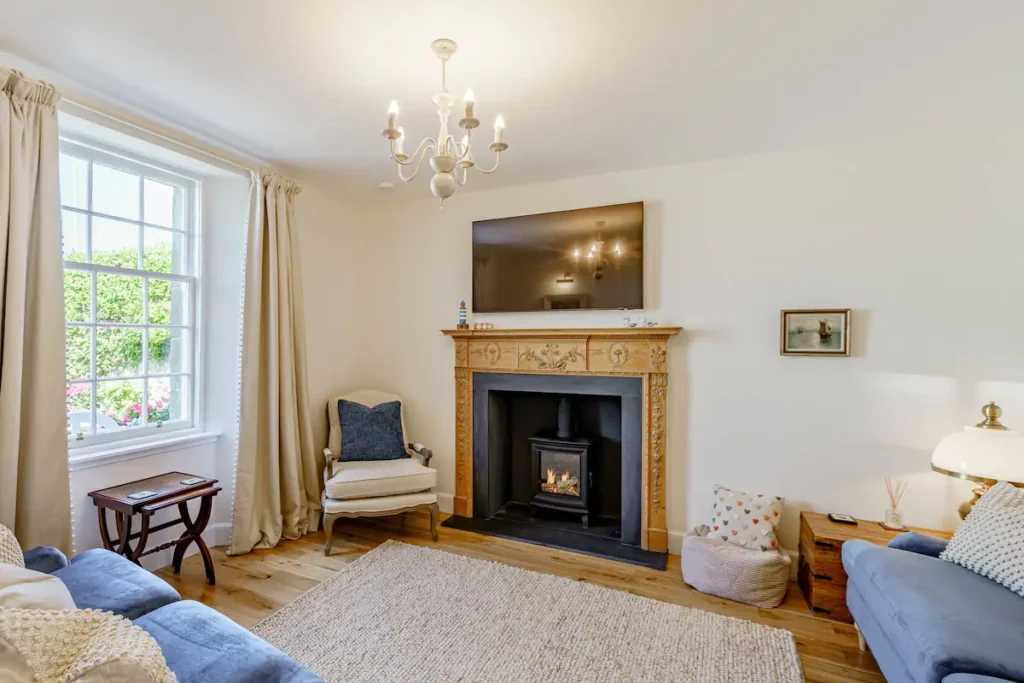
828,512,858,525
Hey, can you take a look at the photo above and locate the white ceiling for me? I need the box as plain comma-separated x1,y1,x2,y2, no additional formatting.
2,1,1023,195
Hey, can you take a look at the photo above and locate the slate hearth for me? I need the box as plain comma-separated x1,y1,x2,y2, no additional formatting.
441,372,667,569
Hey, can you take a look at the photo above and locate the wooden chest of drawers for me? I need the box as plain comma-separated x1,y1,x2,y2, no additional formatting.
797,511,952,623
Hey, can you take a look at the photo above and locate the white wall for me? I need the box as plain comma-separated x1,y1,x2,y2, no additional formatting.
357,122,1024,552
201,176,249,542
292,173,376,453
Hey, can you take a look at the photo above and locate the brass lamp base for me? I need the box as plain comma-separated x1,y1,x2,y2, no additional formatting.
957,486,988,520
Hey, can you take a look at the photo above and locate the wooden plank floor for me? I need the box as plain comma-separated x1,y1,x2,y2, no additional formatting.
155,511,883,683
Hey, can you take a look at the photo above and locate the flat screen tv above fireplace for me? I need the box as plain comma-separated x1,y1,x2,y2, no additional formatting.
472,202,644,313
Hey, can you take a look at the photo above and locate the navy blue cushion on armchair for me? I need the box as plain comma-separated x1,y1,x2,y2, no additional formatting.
338,399,408,461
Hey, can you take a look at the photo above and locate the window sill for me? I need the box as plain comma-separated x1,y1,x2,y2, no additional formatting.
68,430,221,472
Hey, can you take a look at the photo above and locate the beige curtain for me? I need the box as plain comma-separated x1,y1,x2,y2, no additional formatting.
228,171,320,555
0,69,71,554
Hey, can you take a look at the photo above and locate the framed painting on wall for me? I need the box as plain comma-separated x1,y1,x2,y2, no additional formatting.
780,309,851,356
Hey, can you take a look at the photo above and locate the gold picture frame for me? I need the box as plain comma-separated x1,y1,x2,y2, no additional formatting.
780,309,851,356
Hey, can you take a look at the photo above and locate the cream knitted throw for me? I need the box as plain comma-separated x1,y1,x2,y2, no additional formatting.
0,607,176,683
0,524,24,568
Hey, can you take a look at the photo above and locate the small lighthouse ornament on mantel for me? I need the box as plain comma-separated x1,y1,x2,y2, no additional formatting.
457,301,469,329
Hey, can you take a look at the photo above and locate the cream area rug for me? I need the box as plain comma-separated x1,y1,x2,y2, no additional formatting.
252,541,804,683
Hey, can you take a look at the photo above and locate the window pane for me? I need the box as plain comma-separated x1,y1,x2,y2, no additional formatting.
149,376,187,423
148,279,188,325
92,216,139,268
92,163,139,220
61,210,88,262
64,270,92,322
96,327,143,378
66,326,91,381
144,179,181,228
96,273,143,323
66,382,93,436
143,228,186,274
59,154,89,210
96,379,145,430
148,328,188,374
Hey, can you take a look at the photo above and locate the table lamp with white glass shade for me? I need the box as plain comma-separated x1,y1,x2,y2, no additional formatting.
931,402,1024,519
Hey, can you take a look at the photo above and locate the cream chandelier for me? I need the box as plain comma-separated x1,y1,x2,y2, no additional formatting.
381,38,507,207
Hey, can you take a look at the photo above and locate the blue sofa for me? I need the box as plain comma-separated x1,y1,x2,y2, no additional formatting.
843,533,1024,683
23,546,321,682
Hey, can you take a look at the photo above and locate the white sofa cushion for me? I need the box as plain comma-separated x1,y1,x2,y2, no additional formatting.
941,481,1024,596
325,459,436,501
0,564,75,610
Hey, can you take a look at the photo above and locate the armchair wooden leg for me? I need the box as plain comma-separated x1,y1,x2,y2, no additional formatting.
427,502,439,542
855,624,868,652
323,512,340,555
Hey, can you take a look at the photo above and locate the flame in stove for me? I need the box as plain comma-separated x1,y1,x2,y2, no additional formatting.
541,468,580,497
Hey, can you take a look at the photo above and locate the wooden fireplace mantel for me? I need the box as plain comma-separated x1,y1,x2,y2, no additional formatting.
442,326,682,552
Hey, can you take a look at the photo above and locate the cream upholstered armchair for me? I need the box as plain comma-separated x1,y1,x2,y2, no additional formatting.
322,390,439,555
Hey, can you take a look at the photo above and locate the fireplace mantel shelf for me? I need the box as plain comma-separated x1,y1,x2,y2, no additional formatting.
442,326,682,339
442,326,682,553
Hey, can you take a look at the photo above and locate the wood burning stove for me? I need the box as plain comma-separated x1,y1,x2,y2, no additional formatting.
528,428,593,527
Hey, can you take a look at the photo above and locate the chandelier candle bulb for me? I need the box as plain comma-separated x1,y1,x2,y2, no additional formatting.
387,100,399,130
464,88,475,119
494,115,505,143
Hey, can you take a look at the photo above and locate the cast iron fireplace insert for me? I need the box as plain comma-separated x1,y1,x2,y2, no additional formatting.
440,372,667,570
529,432,593,527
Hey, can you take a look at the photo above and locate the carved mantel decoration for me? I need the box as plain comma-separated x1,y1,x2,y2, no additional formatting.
442,327,682,552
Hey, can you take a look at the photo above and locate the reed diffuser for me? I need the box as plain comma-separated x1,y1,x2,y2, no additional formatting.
882,477,908,530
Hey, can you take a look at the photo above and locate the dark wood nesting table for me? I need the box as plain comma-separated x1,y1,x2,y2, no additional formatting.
89,472,221,585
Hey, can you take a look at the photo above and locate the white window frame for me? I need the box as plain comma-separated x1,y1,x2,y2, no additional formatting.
60,136,203,450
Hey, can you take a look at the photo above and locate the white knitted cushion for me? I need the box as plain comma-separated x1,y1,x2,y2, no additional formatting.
0,525,23,568
0,565,75,611
941,481,1024,596
0,607,176,683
